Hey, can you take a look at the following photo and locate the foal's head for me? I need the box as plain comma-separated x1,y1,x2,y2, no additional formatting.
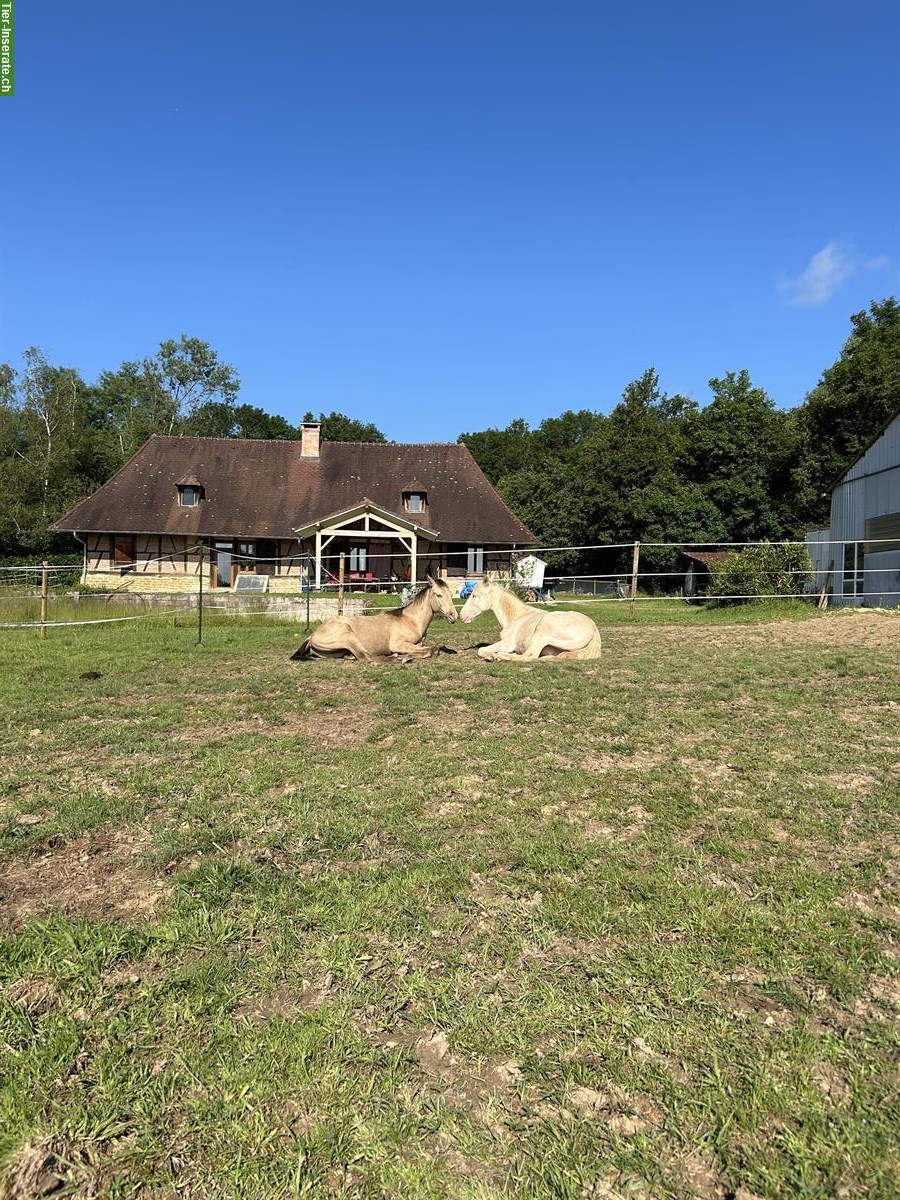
423,573,458,623
459,579,495,624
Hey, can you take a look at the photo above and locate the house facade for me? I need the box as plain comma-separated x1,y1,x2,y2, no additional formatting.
52,423,536,593
804,412,900,607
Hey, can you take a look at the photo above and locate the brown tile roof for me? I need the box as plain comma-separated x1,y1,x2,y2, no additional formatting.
52,436,536,545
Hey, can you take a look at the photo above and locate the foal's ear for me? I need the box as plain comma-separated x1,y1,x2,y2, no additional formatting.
425,570,437,586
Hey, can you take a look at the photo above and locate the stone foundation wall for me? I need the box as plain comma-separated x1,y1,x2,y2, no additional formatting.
71,591,367,621
83,572,309,596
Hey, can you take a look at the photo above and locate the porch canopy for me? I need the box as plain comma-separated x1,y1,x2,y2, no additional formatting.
294,499,440,589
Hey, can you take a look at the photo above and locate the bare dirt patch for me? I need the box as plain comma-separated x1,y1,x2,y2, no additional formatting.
377,1028,525,1118
568,1082,664,1135
0,827,164,931
233,975,336,1023
6,978,62,1016
631,1035,690,1083
0,1137,97,1200
171,703,382,749
614,611,900,659
811,1061,851,1103
714,973,797,1030
581,751,666,773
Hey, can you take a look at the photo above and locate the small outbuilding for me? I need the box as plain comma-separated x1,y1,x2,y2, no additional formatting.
682,550,730,602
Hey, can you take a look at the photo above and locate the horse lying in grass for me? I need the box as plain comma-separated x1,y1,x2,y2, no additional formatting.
459,579,602,661
290,573,458,662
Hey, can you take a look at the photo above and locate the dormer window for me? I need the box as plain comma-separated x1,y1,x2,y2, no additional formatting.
404,491,426,514
177,484,202,507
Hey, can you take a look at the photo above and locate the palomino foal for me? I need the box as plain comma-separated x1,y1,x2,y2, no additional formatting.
291,573,458,662
459,580,602,661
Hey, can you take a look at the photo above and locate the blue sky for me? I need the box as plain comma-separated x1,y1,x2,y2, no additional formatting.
2,1,898,441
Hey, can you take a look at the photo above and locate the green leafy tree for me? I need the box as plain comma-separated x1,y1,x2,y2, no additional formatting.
96,336,241,457
683,370,799,542
793,297,900,526
234,405,299,439
499,459,597,570
303,411,387,443
0,349,103,553
458,418,538,483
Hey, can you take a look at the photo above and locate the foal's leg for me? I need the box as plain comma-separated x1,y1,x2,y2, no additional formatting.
392,642,438,659
332,632,381,661
477,638,515,660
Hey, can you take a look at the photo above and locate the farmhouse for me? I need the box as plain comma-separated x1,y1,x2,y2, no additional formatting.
805,411,900,607
51,423,536,593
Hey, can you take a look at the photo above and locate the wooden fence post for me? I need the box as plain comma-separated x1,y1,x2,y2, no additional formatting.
40,562,49,640
817,559,833,610
629,541,640,618
338,552,345,615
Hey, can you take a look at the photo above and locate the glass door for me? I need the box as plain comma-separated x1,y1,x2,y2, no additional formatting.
215,542,233,588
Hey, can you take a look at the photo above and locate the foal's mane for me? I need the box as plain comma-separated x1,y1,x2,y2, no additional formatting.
388,583,431,617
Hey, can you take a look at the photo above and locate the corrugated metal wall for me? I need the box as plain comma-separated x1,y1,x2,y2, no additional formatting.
828,415,900,607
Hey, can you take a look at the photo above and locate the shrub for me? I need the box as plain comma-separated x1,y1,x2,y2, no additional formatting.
710,543,813,603
0,555,82,590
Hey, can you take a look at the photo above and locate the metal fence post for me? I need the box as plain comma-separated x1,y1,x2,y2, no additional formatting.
197,543,204,645
40,561,49,640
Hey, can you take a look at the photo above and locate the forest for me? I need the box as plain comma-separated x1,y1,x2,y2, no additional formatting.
0,299,897,572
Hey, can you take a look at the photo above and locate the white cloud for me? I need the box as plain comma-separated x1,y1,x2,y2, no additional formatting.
778,242,891,307
778,242,855,306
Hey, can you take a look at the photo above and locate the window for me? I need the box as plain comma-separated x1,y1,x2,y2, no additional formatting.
864,513,900,554
350,546,367,572
404,492,426,513
843,542,865,597
178,485,200,507
467,546,484,574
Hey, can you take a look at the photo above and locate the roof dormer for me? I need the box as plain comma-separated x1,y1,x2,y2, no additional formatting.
176,478,204,507
402,485,427,514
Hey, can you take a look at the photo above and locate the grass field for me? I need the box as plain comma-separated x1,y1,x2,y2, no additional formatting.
1,602,898,1198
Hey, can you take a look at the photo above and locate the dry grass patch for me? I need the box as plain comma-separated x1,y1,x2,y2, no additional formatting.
0,1137,98,1200
0,827,164,931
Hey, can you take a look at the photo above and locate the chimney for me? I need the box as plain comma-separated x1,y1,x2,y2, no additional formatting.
300,421,321,458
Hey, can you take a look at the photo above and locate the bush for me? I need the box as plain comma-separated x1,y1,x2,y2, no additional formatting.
0,554,82,590
710,543,813,604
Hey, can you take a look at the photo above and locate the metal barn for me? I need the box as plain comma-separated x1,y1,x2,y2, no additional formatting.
806,413,900,607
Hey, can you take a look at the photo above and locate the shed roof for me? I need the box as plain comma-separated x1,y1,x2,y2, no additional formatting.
52,436,535,544
682,550,730,569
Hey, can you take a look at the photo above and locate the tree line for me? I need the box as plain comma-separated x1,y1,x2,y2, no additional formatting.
460,298,899,571
0,300,897,565
0,336,385,557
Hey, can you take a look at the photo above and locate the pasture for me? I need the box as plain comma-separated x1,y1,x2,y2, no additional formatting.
1,602,898,1199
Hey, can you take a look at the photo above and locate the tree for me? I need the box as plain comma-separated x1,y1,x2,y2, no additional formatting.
233,405,299,439
793,297,900,526
303,411,387,443
95,336,241,458
458,418,537,483
0,349,104,554
155,336,240,431
682,370,799,542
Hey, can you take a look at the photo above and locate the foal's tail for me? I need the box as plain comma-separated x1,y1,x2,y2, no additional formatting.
290,637,314,661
